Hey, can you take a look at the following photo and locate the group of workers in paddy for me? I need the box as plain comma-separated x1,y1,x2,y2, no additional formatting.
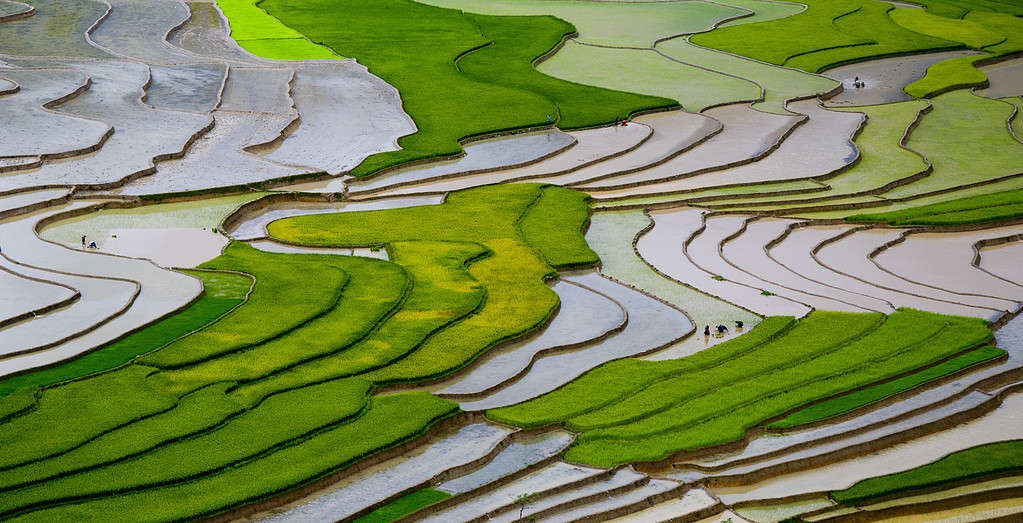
705,320,744,338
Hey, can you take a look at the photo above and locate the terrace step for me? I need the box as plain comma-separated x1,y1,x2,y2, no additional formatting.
720,217,871,313
144,63,226,113
0,188,70,219
581,102,803,198
259,422,515,523
118,110,314,195
360,122,654,198
585,208,759,362
226,194,444,241
679,368,1020,487
816,228,1007,320
0,0,33,21
979,236,1023,285
0,249,137,359
0,68,111,160
521,110,721,187
640,208,809,317
872,226,1023,308
588,99,863,196
219,66,295,115
768,224,902,314
806,475,1023,521
542,478,685,522
166,1,267,64
88,0,214,65
0,60,211,193
608,487,721,522
0,0,110,59
653,36,839,115
671,314,1023,484
419,462,608,522
345,128,577,196
701,387,1023,507
0,202,201,376
433,277,627,397
976,56,1023,100
436,430,575,496
259,61,418,175
457,270,692,411
823,50,983,107
0,264,78,330
488,468,648,523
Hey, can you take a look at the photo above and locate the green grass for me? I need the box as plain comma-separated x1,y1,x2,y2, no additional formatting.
149,257,408,399
0,185,605,520
487,316,796,428
354,488,451,523
0,383,243,492
0,378,372,518
786,1,964,73
0,366,175,470
267,184,600,383
568,312,886,435
5,392,457,522
831,439,1023,503
228,241,487,405
883,90,1022,199
268,184,596,270
139,243,350,368
562,311,992,466
365,238,557,384
0,270,250,398
904,11,1023,98
0,388,38,424
490,310,994,467
769,345,1005,429
215,0,338,59
459,14,676,130
850,187,1023,225
270,184,541,245
256,0,673,177
912,0,1023,19
539,40,759,114
906,54,991,98
890,8,1005,49
690,0,962,74
517,186,598,268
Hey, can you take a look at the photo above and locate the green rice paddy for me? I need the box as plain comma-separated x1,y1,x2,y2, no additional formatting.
258,0,674,177
490,309,994,467
0,270,250,398
832,439,1023,503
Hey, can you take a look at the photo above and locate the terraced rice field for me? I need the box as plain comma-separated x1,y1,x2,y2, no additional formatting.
1,0,1021,521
